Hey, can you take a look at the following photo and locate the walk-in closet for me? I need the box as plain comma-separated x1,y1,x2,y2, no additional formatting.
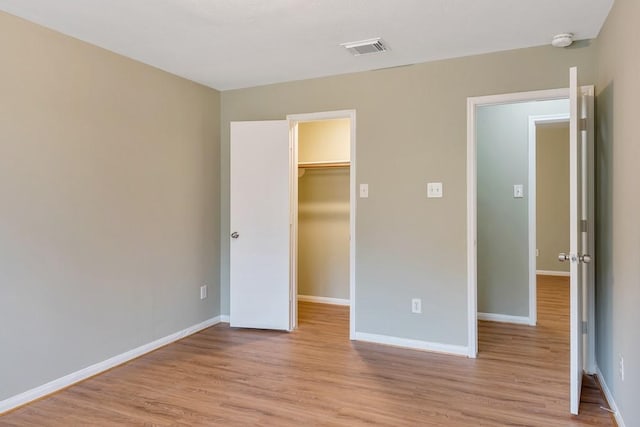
297,118,351,322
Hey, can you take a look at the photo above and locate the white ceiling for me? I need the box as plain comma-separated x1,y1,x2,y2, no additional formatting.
0,0,614,90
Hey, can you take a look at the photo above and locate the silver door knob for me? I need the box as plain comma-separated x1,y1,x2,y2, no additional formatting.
580,254,592,263
231,232,239,239
558,253,570,262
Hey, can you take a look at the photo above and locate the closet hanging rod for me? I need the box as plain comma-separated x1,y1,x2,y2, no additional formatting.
298,160,350,169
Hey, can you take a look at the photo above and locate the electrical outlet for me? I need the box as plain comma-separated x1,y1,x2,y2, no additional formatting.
619,354,625,381
536,249,539,257
200,285,207,300
411,298,422,314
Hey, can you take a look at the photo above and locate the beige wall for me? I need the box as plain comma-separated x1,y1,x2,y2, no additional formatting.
221,43,597,346
298,119,350,163
536,124,570,273
298,169,350,300
595,0,640,423
0,12,220,401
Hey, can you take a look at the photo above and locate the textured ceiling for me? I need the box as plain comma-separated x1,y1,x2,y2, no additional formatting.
0,0,614,90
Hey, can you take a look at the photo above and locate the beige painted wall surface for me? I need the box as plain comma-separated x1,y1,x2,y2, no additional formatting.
595,0,640,423
298,119,350,163
0,12,220,401
536,124,570,273
298,169,350,300
221,43,597,346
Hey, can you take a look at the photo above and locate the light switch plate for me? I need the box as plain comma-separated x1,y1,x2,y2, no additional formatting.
359,183,369,198
513,184,524,198
411,298,422,314
427,182,443,198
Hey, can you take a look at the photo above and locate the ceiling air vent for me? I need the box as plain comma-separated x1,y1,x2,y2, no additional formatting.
341,38,388,56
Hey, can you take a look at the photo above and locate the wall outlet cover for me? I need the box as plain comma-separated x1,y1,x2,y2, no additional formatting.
619,354,625,381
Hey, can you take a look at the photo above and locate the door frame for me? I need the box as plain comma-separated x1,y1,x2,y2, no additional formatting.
583,86,596,375
286,110,356,339
528,113,571,327
467,86,595,372
467,86,595,354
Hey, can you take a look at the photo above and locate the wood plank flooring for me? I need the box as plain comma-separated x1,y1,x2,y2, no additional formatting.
2,276,613,426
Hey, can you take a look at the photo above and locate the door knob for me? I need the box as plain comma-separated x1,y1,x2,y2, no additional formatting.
231,232,239,239
558,253,570,262
580,254,592,264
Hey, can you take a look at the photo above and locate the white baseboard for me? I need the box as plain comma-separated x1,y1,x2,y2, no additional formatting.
478,312,533,325
297,295,350,306
354,332,468,357
536,270,570,277
0,315,223,415
219,314,230,323
596,366,626,427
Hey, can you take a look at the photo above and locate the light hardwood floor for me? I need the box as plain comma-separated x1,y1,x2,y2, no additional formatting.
2,276,613,426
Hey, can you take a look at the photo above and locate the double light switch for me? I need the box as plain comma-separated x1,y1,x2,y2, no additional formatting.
427,182,443,198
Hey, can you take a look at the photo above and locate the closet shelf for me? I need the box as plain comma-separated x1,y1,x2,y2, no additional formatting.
298,160,350,169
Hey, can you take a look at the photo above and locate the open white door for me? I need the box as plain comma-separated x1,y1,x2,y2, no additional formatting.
565,66,593,415
230,120,291,330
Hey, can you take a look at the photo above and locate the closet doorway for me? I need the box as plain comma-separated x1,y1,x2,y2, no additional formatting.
288,110,356,339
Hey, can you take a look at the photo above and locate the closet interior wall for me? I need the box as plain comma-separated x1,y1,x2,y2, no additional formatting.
297,119,350,302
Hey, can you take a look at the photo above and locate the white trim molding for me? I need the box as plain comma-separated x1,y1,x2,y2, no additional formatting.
478,312,533,326
297,295,350,306
354,332,468,357
596,366,626,427
0,316,224,415
466,95,479,358
219,315,230,323
536,270,570,277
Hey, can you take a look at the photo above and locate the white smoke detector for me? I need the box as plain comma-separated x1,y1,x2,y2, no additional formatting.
341,38,388,56
551,33,574,48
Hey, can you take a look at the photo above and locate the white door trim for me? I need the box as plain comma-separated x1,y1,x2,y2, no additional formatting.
582,86,596,375
468,84,595,375
528,113,570,327
287,110,357,340
466,87,569,358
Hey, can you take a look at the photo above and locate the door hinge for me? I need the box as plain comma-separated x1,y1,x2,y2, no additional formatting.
581,220,588,232
582,321,588,334
579,118,588,131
